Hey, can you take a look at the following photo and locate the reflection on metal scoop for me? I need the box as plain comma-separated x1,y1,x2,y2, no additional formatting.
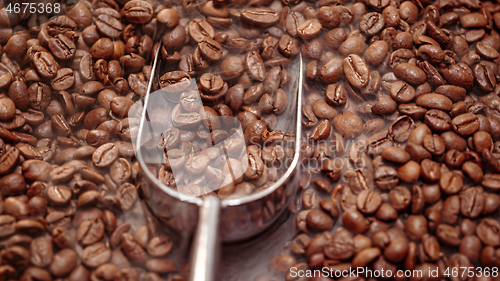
133,76,248,201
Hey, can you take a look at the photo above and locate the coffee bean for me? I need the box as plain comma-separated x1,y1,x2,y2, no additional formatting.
343,54,369,88
76,218,104,246
96,15,123,38
452,113,480,136
309,119,331,141
49,249,77,276
359,12,385,36
297,19,322,40
30,236,53,267
47,185,72,206
405,215,428,241
117,183,137,210
333,111,363,138
241,8,279,27
147,236,173,258
319,58,343,84
157,8,179,27
343,209,369,233
477,218,500,246
92,143,119,168
122,233,147,264
124,0,153,24
356,190,382,214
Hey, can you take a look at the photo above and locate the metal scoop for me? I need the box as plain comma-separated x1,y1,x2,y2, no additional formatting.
134,44,303,281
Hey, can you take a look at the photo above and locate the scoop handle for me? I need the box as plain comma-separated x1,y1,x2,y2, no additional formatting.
189,196,221,281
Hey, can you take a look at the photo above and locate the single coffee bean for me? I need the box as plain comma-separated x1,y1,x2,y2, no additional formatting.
343,54,369,88
393,63,427,85
92,143,119,168
476,218,500,246
241,8,279,27
124,0,153,24
359,12,385,36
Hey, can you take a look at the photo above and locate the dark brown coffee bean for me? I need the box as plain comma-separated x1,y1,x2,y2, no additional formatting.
451,113,480,136
384,236,409,263
389,186,411,211
49,249,77,276
121,233,147,264
343,54,369,88
124,0,153,24
302,105,318,128
26,82,51,111
96,14,122,38
49,166,75,185
198,37,223,61
356,190,382,214
81,242,112,268
343,209,369,234
242,51,266,82
441,62,474,89
33,52,58,79
302,189,319,209
297,19,322,40
309,119,331,141
477,218,500,246
51,115,71,137
47,185,72,206
359,12,385,35
459,186,484,219
393,63,426,85
440,171,463,194
76,218,105,246
390,81,415,103
333,111,363,138
474,63,497,92
92,143,119,168
157,8,179,27
90,38,114,60
48,34,75,60
405,215,428,241
374,166,398,190
147,236,173,258
241,8,279,27
352,247,381,268
30,236,53,268
381,147,410,163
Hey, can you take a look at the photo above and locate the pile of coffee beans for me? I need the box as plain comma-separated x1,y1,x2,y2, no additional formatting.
0,0,193,280
3,0,500,279
243,0,500,281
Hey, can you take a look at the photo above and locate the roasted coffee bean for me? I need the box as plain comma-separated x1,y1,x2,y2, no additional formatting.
333,111,363,138
241,8,279,27
452,113,480,136
477,218,500,246
306,210,334,231
343,54,369,88
92,143,119,168
318,58,343,84
76,218,105,246
393,63,427,85
356,190,382,214
49,249,77,276
124,0,153,24
96,14,123,38
359,12,385,35
309,119,331,141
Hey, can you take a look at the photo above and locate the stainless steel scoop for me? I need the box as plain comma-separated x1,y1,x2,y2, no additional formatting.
134,45,303,281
